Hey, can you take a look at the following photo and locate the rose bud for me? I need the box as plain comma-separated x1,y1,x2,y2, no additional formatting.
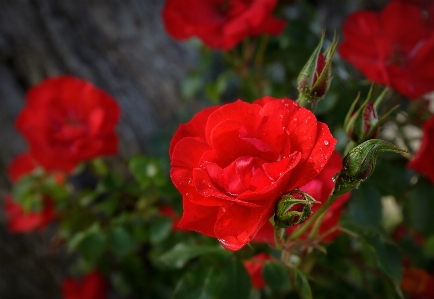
274,189,319,228
344,88,398,146
297,32,338,111
333,139,408,196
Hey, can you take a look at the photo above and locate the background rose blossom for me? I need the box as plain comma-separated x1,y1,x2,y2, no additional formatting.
16,76,120,173
4,195,55,233
170,96,336,251
407,115,434,183
61,271,107,299
162,0,286,50
3,153,56,233
243,253,272,289
339,1,434,99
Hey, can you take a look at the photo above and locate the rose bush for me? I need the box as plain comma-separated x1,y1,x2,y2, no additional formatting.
162,0,286,50
16,76,120,173
407,115,434,184
169,96,336,251
254,150,351,244
339,1,434,99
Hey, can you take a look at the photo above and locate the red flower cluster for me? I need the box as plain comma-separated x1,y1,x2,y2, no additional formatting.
169,97,336,251
61,271,107,299
16,76,120,173
408,115,434,184
162,0,286,50
254,151,351,245
3,153,56,233
243,253,271,289
339,1,434,99
401,268,434,299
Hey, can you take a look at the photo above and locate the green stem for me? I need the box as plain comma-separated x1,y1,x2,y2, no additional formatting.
290,192,340,240
296,94,318,112
274,226,284,250
308,211,326,239
254,35,269,71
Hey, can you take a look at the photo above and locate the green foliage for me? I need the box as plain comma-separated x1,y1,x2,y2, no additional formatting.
263,261,292,292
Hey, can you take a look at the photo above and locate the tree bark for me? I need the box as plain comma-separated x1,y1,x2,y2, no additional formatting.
0,0,195,298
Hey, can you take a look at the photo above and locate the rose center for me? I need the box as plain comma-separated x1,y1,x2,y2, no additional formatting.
214,0,252,19
388,44,408,66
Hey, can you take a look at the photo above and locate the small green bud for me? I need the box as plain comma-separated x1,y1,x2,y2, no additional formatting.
274,190,319,228
333,139,408,196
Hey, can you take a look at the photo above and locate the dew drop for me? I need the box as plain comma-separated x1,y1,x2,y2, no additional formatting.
324,140,329,146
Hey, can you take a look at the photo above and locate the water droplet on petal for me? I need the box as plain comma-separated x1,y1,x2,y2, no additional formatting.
324,140,329,146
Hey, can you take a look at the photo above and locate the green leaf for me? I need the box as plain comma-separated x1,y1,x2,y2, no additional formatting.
263,261,291,291
342,221,403,286
294,269,312,299
172,265,223,299
77,231,106,263
406,180,434,236
108,226,135,257
222,256,251,299
368,236,403,284
150,217,173,244
159,243,227,268
348,183,382,225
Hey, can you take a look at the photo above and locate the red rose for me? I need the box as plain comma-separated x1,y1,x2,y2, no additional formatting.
338,1,434,99
254,151,351,245
7,153,38,182
3,194,55,233
407,115,434,184
243,252,272,289
162,0,286,50
61,271,107,299
169,97,336,251
16,76,120,173
3,153,57,233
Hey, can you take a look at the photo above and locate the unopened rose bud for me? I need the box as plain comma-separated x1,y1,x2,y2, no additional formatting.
274,190,319,228
344,88,398,145
333,139,408,196
297,32,338,111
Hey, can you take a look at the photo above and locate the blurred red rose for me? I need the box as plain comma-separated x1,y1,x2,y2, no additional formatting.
7,152,65,184
243,252,272,289
407,115,434,184
3,153,58,233
61,271,107,299
7,153,38,182
339,1,434,99
254,151,351,245
4,195,55,233
162,0,286,50
401,268,434,299
169,96,336,251
16,76,120,173
396,0,432,10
